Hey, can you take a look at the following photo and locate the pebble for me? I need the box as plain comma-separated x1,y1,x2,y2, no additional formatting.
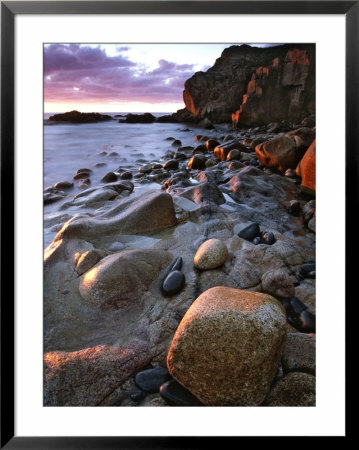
54,181,73,190
187,155,206,170
226,149,241,161
193,238,228,270
120,171,132,180
299,310,316,333
288,200,301,216
134,367,172,393
252,236,261,245
167,256,183,272
163,159,179,170
159,380,203,406
290,297,307,315
262,231,275,245
101,172,117,183
138,164,152,174
206,139,220,150
171,139,182,147
234,222,260,241
161,270,185,296
130,390,146,403
76,168,92,175
73,172,90,180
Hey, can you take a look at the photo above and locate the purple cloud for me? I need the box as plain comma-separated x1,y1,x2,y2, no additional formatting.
44,44,196,106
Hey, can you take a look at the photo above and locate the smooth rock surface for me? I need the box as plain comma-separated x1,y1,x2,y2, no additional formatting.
135,366,171,393
193,239,228,270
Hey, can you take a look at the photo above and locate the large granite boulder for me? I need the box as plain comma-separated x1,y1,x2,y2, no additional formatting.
167,286,287,405
296,139,316,193
79,249,172,310
54,190,177,242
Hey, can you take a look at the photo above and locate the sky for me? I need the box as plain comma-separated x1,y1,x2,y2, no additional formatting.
44,43,278,113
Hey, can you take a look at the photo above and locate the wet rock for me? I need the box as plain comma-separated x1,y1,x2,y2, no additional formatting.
167,287,287,405
253,236,261,245
255,136,308,171
163,159,179,170
193,239,228,270
73,172,90,180
234,222,260,241
296,139,316,193
160,380,204,406
171,139,182,147
75,168,92,175
261,268,295,299
120,171,132,180
262,231,276,245
161,270,185,296
75,249,107,276
56,190,177,242
54,181,74,190
138,164,152,174
288,200,301,216
101,172,117,183
135,366,171,393
123,113,156,123
79,249,172,310
282,333,316,374
187,155,206,170
214,141,247,161
263,372,315,406
205,139,220,150
192,144,207,154
44,191,67,205
78,178,91,188
298,310,316,333
167,256,183,272
226,149,242,161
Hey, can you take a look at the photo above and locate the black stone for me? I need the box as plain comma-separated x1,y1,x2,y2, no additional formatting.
168,256,183,273
288,200,301,216
135,367,172,393
235,222,261,241
262,231,275,245
299,310,316,333
161,270,185,296
101,172,118,183
307,270,316,278
130,390,146,403
300,262,316,274
159,380,203,406
290,297,307,315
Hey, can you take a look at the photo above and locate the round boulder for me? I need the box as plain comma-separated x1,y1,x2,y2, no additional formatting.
261,268,295,299
193,239,228,270
167,286,287,405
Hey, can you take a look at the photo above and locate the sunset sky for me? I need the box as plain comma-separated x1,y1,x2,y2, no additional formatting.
44,43,278,113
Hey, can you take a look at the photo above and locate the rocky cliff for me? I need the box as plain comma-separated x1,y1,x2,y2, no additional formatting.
178,44,315,126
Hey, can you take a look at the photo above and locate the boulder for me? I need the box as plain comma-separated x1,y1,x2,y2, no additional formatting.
167,286,287,405
48,110,113,123
79,249,172,310
255,136,308,171
296,139,316,192
123,113,156,123
282,332,316,374
214,140,247,161
54,190,177,241
263,371,316,406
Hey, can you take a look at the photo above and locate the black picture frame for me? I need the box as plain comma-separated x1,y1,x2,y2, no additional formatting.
1,1,354,447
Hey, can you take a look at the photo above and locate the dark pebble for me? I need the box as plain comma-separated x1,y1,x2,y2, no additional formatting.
135,366,172,393
130,390,146,403
299,310,316,333
171,140,182,147
262,231,275,245
300,262,316,274
161,270,185,296
73,172,90,180
120,171,132,180
54,181,73,190
76,168,92,175
159,380,203,406
252,236,261,245
163,159,179,170
290,297,307,315
101,172,118,183
288,200,301,216
235,222,260,241
168,256,183,272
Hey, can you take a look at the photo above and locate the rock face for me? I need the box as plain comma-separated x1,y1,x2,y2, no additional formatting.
54,190,177,241
48,110,113,123
296,139,316,192
79,249,172,310
179,44,315,125
167,287,287,405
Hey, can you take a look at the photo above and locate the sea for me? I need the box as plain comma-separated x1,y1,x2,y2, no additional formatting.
43,112,231,246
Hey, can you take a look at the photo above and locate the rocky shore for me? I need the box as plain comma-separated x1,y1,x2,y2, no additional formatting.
44,43,316,407
44,119,316,407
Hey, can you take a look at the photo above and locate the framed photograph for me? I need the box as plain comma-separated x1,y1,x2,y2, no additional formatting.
1,1,353,447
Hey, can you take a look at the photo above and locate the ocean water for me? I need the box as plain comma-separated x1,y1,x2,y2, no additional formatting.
43,112,231,246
